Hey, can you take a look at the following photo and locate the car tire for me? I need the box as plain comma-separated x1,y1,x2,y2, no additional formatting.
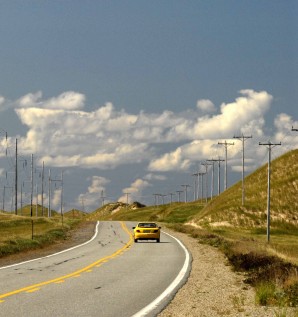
156,239,160,243
134,239,138,243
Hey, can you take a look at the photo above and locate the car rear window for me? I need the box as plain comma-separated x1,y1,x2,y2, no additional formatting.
138,223,157,228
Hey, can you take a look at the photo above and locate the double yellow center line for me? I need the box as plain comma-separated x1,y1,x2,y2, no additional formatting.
0,221,133,302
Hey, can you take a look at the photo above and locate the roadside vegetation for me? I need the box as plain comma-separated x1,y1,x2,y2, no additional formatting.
0,211,81,257
0,149,297,311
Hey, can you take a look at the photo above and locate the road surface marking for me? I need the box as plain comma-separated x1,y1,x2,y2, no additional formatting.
131,231,191,317
26,288,40,293
0,222,133,301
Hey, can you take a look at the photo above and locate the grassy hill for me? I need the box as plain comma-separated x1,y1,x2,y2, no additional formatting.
64,209,87,219
4,205,60,218
192,149,298,229
87,200,205,224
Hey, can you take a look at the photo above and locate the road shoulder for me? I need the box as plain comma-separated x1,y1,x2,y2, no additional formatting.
158,229,297,317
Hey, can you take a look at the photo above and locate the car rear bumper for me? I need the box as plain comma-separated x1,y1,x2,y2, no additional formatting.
134,233,160,240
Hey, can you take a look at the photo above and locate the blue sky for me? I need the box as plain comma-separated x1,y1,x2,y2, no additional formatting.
0,1,297,212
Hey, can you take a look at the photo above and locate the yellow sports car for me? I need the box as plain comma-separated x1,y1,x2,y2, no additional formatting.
132,222,161,243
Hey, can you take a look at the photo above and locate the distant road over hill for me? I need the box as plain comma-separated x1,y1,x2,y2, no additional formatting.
0,221,190,317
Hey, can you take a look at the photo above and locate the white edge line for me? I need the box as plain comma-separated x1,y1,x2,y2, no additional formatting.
0,221,100,270
131,231,191,317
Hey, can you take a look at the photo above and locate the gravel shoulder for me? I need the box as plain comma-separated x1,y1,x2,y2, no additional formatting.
0,221,296,316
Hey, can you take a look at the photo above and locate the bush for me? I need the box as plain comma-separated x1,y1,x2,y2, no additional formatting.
256,282,276,306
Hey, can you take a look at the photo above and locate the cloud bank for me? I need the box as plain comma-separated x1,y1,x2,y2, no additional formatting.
0,89,297,210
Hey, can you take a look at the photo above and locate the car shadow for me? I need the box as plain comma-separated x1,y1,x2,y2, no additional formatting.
135,241,170,244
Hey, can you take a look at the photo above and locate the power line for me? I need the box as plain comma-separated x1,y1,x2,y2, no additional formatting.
259,141,282,243
233,134,252,205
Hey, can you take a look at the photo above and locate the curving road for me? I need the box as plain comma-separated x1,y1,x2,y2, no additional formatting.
0,221,191,317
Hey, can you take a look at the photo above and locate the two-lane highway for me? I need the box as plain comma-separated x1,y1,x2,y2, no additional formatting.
0,221,191,317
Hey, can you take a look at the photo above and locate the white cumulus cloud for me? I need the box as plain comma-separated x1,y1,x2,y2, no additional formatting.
118,178,151,203
196,99,216,113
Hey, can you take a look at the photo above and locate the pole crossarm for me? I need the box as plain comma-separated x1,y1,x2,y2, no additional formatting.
259,141,282,147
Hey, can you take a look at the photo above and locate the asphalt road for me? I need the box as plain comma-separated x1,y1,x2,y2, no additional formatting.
0,221,191,317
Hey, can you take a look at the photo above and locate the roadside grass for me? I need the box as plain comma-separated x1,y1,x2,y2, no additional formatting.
167,222,298,309
0,213,80,257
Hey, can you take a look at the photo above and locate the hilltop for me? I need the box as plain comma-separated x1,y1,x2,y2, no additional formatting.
87,201,146,221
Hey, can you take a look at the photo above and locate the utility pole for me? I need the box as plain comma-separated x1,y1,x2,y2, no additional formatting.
218,140,234,191
30,154,34,217
207,158,224,195
124,192,130,209
101,190,106,207
201,162,213,203
169,193,175,204
35,183,38,216
48,169,51,217
198,172,205,202
233,134,252,205
161,194,167,205
192,173,199,201
81,196,85,212
153,193,160,206
15,139,18,215
20,183,23,216
259,141,281,243
206,160,216,199
41,162,44,216
181,184,190,203
176,190,183,203
50,171,64,218
61,171,64,222
217,157,225,195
